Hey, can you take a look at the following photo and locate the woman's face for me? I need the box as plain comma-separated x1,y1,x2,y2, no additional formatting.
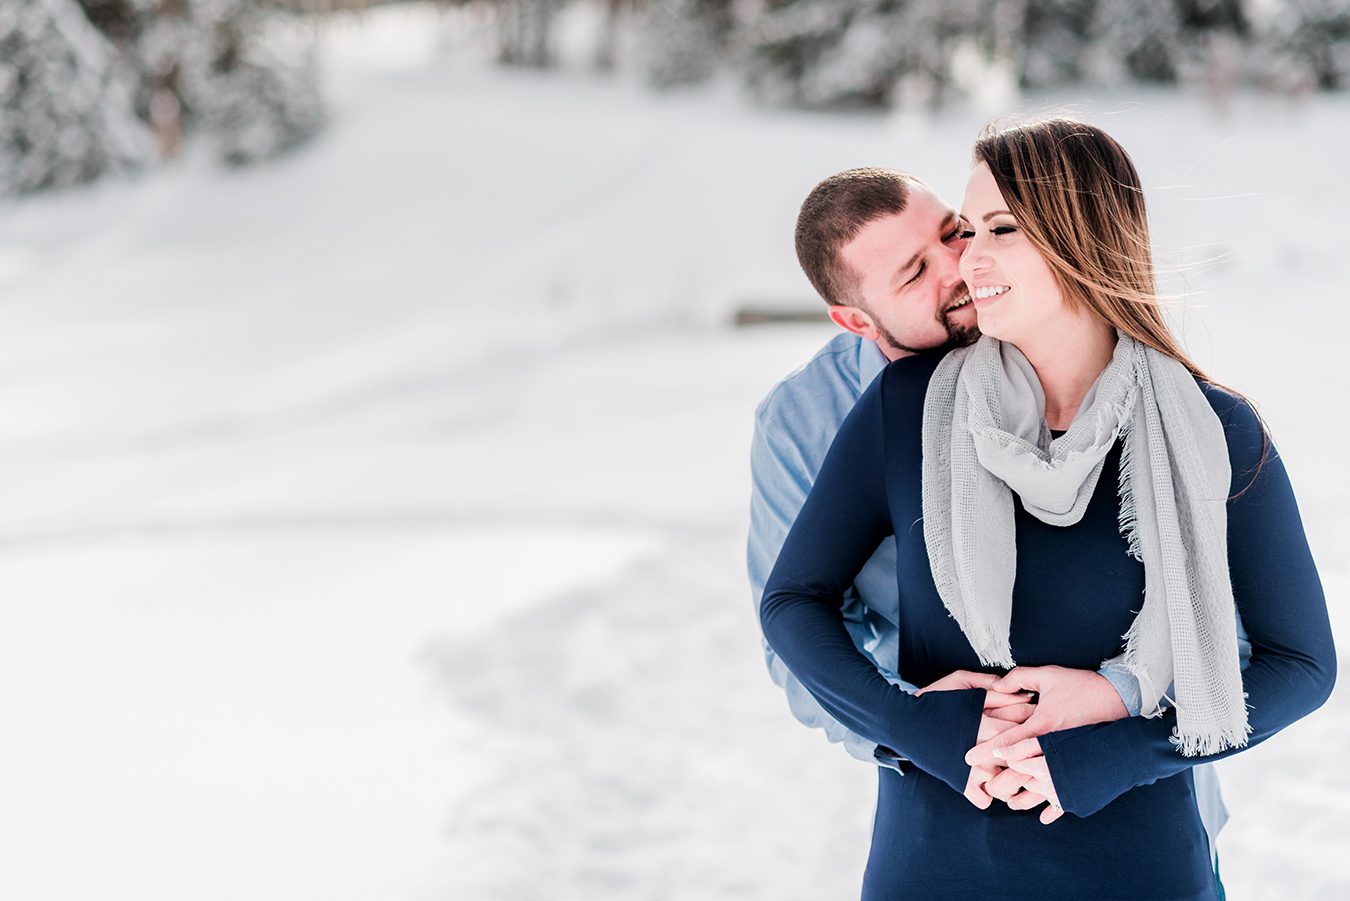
958,162,1066,346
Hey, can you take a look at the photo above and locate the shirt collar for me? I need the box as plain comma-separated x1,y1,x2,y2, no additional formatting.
858,338,889,391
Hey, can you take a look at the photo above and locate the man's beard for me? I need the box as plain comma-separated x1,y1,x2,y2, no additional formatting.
937,283,980,349
872,286,980,356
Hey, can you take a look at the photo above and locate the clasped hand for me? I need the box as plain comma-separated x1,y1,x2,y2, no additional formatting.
914,666,1129,825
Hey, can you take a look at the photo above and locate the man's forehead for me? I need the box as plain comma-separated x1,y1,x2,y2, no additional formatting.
845,204,943,258
907,184,958,220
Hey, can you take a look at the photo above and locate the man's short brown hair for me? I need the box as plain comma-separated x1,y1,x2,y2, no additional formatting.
795,168,922,307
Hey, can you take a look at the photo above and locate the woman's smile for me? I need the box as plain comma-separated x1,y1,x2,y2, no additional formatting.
971,284,1010,307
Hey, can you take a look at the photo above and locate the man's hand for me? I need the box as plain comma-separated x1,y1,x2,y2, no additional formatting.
963,665,1128,766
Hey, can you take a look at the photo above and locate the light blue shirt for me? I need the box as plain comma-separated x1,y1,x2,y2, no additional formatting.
748,332,1249,858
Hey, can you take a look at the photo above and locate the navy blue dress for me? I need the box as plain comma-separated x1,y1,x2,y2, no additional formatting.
760,351,1335,900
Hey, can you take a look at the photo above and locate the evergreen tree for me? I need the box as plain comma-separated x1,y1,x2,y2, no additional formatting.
3,0,324,196
738,0,856,107
641,0,733,88
1085,0,1183,83
1085,0,1249,87
1020,0,1097,88
491,0,565,67
0,0,152,197
187,0,325,166
738,0,1007,109
1258,0,1350,91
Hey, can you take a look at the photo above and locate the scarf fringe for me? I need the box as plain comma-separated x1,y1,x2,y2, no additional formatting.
1115,395,1145,562
1169,722,1253,757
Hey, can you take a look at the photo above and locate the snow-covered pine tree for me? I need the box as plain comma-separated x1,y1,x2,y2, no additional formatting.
793,0,919,107
641,0,733,88
737,0,862,106
0,0,152,197
738,0,1006,109
1083,0,1185,83
1256,0,1350,91
487,0,565,67
186,0,324,166
1020,0,1098,88
1084,0,1249,88
75,0,325,168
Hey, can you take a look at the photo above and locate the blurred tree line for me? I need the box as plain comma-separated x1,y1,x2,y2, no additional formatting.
642,0,1349,105
3,0,1346,198
1,0,323,197
466,0,1346,103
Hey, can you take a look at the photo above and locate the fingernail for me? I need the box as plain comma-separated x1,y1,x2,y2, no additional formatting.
991,747,1005,759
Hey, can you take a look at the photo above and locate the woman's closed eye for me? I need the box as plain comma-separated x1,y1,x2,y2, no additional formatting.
959,225,1019,239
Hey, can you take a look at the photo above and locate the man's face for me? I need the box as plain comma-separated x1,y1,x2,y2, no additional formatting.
833,184,977,360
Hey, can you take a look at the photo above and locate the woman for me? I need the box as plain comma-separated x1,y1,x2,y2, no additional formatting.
759,117,1336,900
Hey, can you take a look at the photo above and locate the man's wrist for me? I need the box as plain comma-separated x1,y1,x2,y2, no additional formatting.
1097,663,1143,718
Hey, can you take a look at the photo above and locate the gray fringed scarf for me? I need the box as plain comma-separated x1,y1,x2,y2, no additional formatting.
921,333,1250,756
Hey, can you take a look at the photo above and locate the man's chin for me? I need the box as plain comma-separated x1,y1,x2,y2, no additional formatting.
940,302,979,348
945,322,981,348
939,307,981,348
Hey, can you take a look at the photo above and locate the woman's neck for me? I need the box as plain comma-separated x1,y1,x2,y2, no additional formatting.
1016,318,1118,431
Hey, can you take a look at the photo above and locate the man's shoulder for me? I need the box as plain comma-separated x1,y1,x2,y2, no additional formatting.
754,332,864,429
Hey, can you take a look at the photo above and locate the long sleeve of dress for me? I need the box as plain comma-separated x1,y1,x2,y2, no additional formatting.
760,374,986,796
1038,393,1337,818
748,398,919,770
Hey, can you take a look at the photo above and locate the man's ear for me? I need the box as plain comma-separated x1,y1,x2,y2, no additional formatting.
827,304,879,342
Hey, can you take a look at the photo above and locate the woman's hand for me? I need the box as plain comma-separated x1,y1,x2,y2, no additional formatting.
962,711,1031,809
964,762,999,809
963,665,1127,765
989,736,1065,824
915,670,1039,810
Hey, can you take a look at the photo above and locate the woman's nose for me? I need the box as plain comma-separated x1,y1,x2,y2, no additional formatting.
960,238,988,280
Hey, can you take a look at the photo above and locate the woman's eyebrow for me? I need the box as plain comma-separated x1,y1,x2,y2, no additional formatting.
982,209,1013,221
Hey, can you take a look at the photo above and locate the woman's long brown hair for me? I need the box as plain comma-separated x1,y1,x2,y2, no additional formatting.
972,116,1268,494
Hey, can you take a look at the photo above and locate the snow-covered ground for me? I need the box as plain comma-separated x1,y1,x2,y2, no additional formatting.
0,5,1346,899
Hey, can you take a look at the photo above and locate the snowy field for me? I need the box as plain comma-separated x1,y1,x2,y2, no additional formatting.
1,4,1347,899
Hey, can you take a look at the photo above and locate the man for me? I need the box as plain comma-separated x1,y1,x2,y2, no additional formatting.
747,168,1247,871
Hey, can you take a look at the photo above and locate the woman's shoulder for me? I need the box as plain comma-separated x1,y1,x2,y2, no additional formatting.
1195,380,1266,441
1194,379,1277,485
